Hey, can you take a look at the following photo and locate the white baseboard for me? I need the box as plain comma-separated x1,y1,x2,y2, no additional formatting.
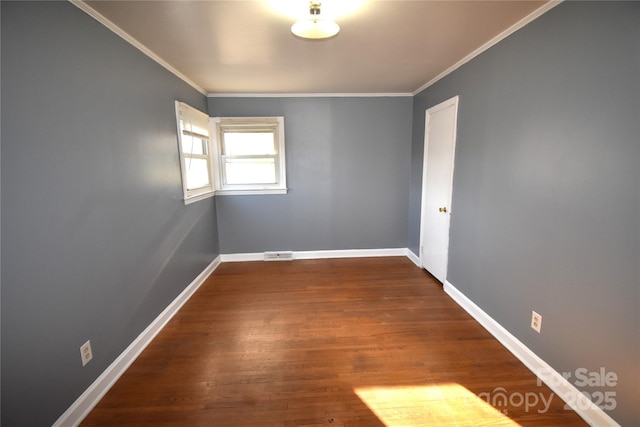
220,252,263,262
53,256,222,427
294,247,407,260
221,247,409,262
443,280,620,427
405,249,421,268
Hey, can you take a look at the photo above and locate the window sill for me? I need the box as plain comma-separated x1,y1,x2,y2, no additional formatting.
215,188,288,196
184,190,215,205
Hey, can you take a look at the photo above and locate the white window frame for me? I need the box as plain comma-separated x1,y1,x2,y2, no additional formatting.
211,116,287,196
175,101,215,204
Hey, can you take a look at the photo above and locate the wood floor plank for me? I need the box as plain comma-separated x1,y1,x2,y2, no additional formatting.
81,257,588,426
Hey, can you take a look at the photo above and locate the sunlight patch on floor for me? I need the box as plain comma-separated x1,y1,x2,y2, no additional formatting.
354,383,522,427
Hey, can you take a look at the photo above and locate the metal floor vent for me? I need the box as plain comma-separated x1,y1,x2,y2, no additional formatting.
264,251,294,261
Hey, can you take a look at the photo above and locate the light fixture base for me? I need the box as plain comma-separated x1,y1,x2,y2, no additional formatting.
291,18,340,39
291,2,340,40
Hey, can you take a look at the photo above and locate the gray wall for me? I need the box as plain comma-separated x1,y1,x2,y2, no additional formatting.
1,2,219,425
408,2,639,425
208,97,413,254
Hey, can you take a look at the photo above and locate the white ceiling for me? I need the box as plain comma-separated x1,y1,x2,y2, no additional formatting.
80,0,551,95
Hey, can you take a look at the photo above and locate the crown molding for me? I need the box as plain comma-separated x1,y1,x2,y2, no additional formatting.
208,92,414,98
69,0,207,96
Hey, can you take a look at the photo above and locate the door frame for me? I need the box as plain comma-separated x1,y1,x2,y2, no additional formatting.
419,95,459,279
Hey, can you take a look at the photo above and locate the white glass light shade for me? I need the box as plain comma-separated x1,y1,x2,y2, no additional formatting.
291,18,339,39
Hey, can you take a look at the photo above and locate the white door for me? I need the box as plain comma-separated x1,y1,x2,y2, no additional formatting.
420,96,459,283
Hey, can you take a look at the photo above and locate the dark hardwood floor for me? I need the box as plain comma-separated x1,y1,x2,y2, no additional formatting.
81,257,587,426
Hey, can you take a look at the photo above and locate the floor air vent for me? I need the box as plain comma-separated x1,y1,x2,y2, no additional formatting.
264,251,294,261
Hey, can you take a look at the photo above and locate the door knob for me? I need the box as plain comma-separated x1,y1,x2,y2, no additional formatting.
439,207,447,213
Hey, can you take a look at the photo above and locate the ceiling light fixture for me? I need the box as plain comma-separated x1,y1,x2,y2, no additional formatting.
291,2,340,40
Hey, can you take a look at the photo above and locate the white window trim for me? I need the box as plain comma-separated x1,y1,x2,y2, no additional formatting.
211,116,288,196
175,101,215,204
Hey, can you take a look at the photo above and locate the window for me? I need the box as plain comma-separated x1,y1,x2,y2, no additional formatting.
175,101,215,204
212,117,287,195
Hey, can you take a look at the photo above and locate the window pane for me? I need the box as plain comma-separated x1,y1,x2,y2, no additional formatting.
223,132,275,156
224,158,276,184
184,157,210,189
181,134,208,155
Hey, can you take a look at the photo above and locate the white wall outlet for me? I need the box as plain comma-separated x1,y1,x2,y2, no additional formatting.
80,340,93,366
531,311,542,333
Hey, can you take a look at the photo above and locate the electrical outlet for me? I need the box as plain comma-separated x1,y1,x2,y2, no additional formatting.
80,340,93,366
531,311,542,333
